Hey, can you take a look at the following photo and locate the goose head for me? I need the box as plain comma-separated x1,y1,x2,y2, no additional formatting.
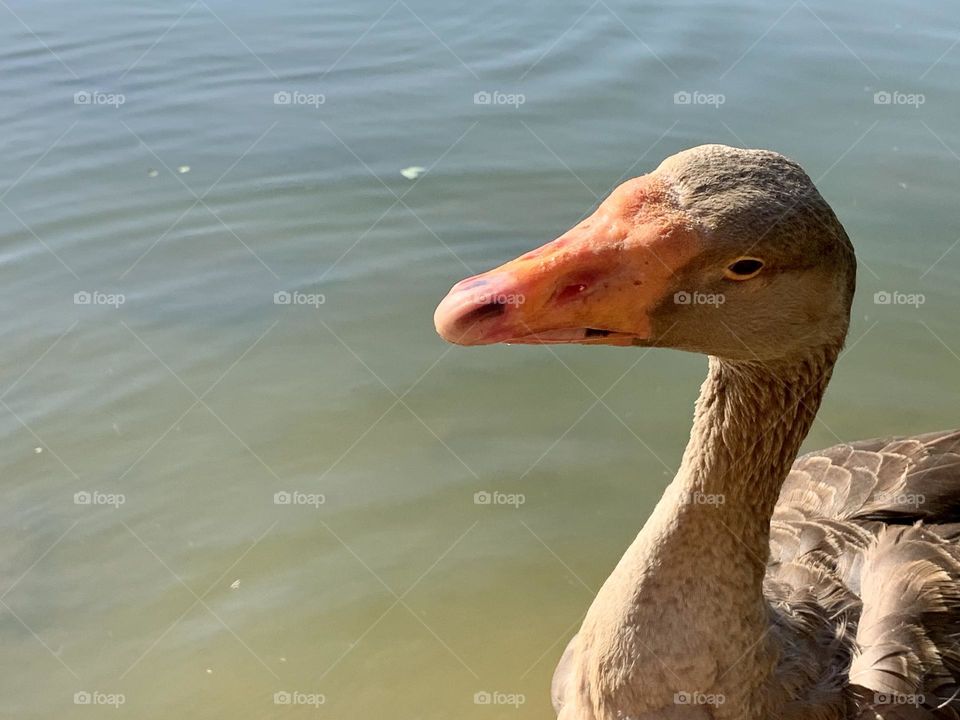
434,144,856,362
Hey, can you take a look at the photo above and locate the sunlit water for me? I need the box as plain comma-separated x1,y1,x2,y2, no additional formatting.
3,1,960,717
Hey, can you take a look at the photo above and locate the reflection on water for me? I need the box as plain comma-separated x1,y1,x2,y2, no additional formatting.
2,0,960,717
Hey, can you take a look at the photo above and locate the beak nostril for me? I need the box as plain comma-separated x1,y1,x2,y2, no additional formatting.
556,283,589,303
459,298,507,327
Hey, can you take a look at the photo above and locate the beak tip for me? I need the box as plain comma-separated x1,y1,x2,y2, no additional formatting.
433,293,470,345
433,312,454,344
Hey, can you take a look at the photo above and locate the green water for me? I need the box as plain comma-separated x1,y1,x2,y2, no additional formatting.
3,1,960,717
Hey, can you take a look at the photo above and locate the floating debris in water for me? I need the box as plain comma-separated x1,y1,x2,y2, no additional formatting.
205,667,213,675
400,166,425,180
147,168,159,178
229,579,240,590
177,165,190,174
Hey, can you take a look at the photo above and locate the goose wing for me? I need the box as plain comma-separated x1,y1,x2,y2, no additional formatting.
768,429,960,717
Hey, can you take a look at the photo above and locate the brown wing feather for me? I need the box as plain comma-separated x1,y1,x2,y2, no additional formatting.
768,429,960,717
780,430,960,525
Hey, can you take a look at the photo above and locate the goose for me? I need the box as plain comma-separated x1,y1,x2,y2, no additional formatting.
433,144,960,719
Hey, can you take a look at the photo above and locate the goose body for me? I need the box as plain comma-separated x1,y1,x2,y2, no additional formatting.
434,145,960,718
554,428,960,719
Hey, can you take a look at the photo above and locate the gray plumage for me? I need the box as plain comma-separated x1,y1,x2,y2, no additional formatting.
766,430,960,718
552,419,960,719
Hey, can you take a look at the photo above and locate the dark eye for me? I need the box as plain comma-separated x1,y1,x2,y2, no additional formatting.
724,257,764,280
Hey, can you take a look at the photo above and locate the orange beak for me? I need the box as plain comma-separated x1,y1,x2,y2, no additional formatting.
434,175,701,347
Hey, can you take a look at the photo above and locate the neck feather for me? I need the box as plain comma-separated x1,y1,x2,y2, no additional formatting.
675,347,839,557
581,343,842,716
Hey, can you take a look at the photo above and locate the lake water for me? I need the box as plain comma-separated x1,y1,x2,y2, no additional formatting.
3,1,960,717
